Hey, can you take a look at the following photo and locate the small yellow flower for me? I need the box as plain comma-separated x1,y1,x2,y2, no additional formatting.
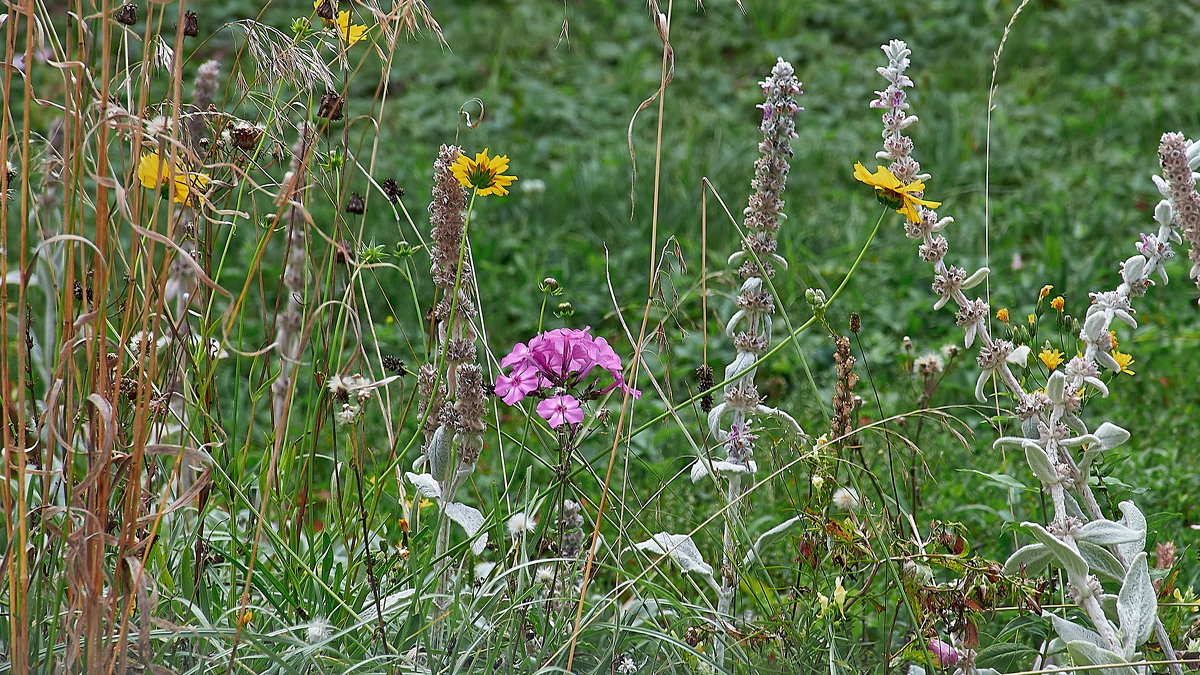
451,148,517,196
1027,313,1036,326
237,609,253,626
996,308,1009,323
1109,330,1119,350
1050,296,1065,312
1038,284,1053,300
832,577,848,616
1112,350,1135,375
137,151,210,205
1038,347,1065,370
852,162,941,223
335,10,368,46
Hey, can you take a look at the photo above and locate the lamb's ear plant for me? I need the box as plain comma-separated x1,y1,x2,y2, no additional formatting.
629,57,807,670
859,39,1196,675
406,143,493,651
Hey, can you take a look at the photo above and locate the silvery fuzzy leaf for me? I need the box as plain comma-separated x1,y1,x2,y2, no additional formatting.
1117,552,1156,649
1076,519,1142,546
724,309,747,336
1007,344,1031,366
974,370,991,403
1023,522,1089,586
1114,309,1137,329
689,458,756,483
1082,311,1108,342
756,405,804,438
1122,255,1148,284
1046,611,1106,650
1100,593,1120,623
993,435,1030,449
1116,501,1147,562
1047,371,1068,404
1096,349,1122,373
632,533,714,579
963,321,978,349
1060,433,1100,449
742,515,803,567
962,266,989,290
427,425,451,482
1152,174,1170,199
1063,491,1088,522
706,402,728,439
1066,640,1137,675
444,502,488,556
1079,541,1128,582
906,667,926,675
724,351,758,382
1095,422,1131,450
1003,543,1053,576
1024,442,1059,485
1154,200,1173,228
405,472,443,500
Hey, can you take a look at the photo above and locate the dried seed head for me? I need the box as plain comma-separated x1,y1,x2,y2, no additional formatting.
315,0,336,20
229,122,263,150
345,192,365,214
382,355,406,375
696,364,715,412
115,3,138,25
382,177,404,202
182,10,199,37
318,91,344,120
849,312,861,334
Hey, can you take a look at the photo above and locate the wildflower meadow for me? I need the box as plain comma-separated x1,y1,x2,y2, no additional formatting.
3,1,1200,673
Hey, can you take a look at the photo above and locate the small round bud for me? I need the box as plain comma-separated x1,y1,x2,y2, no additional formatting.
539,277,561,295
554,301,574,318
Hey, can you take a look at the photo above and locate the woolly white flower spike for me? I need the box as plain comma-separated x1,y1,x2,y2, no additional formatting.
1065,356,1109,397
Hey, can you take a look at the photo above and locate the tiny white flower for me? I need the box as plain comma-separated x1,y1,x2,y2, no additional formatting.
913,352,943,375
615,655,638,674
534,565,556,585
507,512,536,536
474,561,497,581
335,403,360,426
810,474,825,490
832,486,861,511
305,616,332,644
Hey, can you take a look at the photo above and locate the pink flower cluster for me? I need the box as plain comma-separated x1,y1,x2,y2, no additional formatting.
495,327,639,429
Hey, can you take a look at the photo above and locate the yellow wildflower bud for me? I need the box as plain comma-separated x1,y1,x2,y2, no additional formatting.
1109,330,1119,350
1050,296,1065,312
1027,313,1036,326
996,308,1009,323
237,609,253,626
1038,284,1053,300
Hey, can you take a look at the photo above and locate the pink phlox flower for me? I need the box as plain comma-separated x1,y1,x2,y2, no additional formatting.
495,326,638,405
495,366,539,406
536,394,584,428
928,638,960,668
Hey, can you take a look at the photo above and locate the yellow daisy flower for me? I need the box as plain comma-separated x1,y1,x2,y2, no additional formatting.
996,308,1009,323
137,151,210,205
335,11,368,46
451,148,517,196
1112,350,1135,375
1038,347,1065,370
1050,295,1065,312
852,162,941,223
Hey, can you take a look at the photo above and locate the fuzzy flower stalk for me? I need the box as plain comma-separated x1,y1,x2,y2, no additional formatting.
865,40,1192,675
407,144,489,650
701,58,805,665
270,124,316,428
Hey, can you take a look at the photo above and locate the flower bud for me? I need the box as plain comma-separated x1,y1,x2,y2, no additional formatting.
554,301,574,318
539,277,562,295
